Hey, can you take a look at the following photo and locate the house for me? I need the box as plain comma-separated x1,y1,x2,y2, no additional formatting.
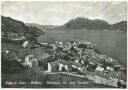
47,59,85,73
70,61,84,73
106,66,114,71
74,58,80,63
94,70,118,87
12,36,26,41
95,66,104,72
23,55,38,68
80,59,85,64
83,41,91,44
106,57,113,62
52,44,57,50
22,41,29,48
59,63,68,71
41,42,48,46
47,59,71,72
2,49,9,55
94,67,127,88
98,55,107,60
58,59,70,72
48,61,59,72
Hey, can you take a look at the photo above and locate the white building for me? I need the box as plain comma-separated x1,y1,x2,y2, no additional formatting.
95,66,104,72
23,55,38,68
106,66,114,71
22,41,29,48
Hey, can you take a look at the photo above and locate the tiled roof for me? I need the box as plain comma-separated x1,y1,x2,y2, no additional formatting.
58,59,70,65
57,59,83,67
49,60,59,66
70,61,83,67
95,70,110,78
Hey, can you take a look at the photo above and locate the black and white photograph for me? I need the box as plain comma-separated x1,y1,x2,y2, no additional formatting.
1,0,127,88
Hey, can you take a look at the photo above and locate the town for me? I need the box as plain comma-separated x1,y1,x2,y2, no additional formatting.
2,40,127,88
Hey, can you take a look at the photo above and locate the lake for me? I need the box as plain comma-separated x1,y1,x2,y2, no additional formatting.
38,30,127,67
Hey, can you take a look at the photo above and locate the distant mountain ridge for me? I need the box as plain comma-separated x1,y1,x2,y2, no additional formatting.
56,17,127,31
26,17,127,31
26,23,59,30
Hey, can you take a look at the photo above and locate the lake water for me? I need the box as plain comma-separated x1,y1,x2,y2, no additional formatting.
38,30,127,67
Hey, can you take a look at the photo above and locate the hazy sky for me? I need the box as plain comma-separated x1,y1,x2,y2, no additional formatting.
1,1,127,25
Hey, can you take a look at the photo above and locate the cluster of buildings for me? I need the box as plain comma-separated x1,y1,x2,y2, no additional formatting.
37,41,127,88
2,40,127,88
23,55,38,68
5,32,26,41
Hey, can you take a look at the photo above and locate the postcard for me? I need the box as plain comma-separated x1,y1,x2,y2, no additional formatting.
1,0,127,88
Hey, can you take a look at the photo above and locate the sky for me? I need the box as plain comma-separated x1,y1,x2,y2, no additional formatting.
1,1,127,25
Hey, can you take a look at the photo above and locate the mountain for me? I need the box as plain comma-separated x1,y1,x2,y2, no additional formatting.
109,21,127,31
56,17,110,30
56,17,127,31
1,16,44,44
26,23,59,30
